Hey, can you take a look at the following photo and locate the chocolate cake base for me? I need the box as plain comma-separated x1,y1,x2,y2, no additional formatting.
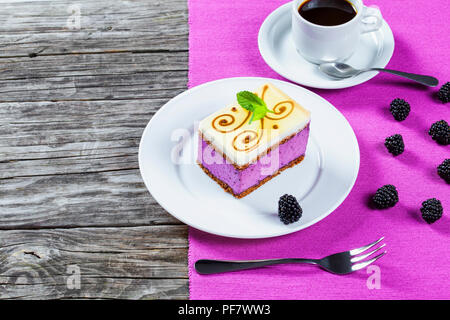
197,154,305,199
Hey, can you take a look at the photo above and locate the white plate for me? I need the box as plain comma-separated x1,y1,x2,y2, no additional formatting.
258,3,395,89
139,77,360,238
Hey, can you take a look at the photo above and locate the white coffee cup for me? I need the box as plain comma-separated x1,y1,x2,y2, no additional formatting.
291,0,383,64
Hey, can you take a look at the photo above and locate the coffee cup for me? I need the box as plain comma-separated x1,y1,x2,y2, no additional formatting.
291,0,383,64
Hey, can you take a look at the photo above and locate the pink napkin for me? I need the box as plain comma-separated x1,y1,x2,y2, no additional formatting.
188,0,450,299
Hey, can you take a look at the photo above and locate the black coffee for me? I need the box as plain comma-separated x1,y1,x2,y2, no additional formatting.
298,0,357,26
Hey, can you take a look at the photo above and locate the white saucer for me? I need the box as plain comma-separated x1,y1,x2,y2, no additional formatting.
139,77,360,239
258,3,395,89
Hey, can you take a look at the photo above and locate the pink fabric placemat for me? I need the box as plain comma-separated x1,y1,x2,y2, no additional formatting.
187,0,449,299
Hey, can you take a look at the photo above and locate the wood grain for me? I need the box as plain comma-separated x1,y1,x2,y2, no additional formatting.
0,0,190,299
0,226,188,299
0,0,188,57
0,52,187,102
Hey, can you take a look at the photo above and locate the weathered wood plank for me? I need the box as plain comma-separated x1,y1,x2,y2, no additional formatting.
0,99,161,177
0,51,188,84
0,52,188,102
0,17,190,229
0,0,188,57
0,0,191,300
0,170,183,229
0,225,189,299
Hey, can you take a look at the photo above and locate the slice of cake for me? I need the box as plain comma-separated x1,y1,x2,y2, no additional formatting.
197,83,311,198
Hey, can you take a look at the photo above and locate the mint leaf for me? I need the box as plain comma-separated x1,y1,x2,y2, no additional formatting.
237,91,265,110
236,91,274,124
251,107,268,122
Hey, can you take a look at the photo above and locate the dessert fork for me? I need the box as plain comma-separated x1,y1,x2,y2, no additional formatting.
195,237,386,275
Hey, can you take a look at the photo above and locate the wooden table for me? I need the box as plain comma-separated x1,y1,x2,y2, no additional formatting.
0,0,189,299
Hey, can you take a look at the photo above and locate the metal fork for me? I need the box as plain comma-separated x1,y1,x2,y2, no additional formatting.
195,237,386,275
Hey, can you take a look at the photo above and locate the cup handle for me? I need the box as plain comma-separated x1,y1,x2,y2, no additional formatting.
360,5,383,34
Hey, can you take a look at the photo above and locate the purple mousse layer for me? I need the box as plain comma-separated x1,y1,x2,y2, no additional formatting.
198,124,310,195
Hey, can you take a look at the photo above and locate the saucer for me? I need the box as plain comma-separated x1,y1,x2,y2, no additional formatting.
258,3,395,89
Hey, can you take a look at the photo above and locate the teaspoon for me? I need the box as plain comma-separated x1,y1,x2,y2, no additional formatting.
319,62,438,87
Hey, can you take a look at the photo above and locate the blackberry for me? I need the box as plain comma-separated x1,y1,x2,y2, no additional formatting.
372,185,399,209
384,134,404,156
390,98,410,121
278,194,302,224
437,159,450,183
428,120,450,145
420,198,443,224
437,82,450,103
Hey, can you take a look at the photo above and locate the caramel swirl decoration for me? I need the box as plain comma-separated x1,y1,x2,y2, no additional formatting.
211,85,294,152
233,130,259,152
261,85,294,120
265,101,294,120
232,119,265,152
211,112,251,133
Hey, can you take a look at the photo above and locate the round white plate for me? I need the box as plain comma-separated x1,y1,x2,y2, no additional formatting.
139,77,360,238
258,3,395,89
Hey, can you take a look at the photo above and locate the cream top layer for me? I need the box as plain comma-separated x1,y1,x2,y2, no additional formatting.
199,83,311,167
